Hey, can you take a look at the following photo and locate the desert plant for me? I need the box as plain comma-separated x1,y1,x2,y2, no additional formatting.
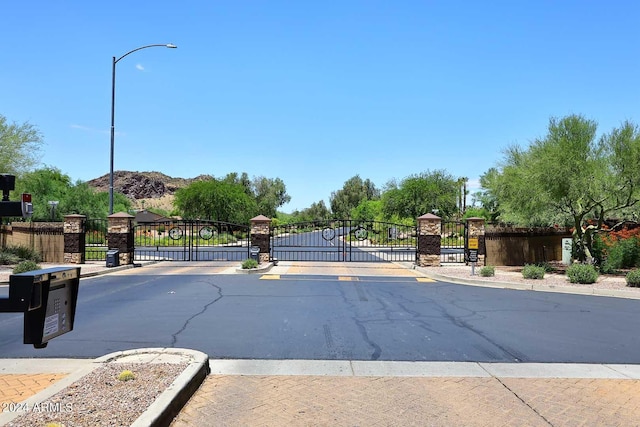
242,259,259,269
479,266,495,277
534,262,556,273
566,263,599,284
13,260,41,274
598,259,617,275
117,370,135,381
522,264,545,279
0,252,20,265
605,237,640,270
4,245,42,262
626,269,640,287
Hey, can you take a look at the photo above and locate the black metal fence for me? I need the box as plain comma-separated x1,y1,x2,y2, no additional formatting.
85,218,108,261
133,220,251,261
440,221,466,263
271,219,417,262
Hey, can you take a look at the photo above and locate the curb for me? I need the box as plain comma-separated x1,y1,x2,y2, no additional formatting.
101,348,209,427
235,262,274,274
0,348,209,427
407,264,640,300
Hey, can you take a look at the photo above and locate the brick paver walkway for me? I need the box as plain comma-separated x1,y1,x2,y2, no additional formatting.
0,374,67,405
171,375,640,427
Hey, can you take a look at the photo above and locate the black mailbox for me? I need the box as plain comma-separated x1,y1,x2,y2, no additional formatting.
106,249,119,267
250,246,260,262
0,267,80,349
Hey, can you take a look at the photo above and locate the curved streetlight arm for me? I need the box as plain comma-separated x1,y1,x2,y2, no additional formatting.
114,43,177,64
109,43,177,214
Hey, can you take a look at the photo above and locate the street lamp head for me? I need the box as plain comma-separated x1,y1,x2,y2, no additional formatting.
166,44,178,49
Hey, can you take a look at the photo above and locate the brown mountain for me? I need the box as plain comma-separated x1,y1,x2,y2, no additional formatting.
87,171,212,211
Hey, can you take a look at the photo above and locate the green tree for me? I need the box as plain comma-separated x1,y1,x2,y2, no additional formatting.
16,167,131,221
223,172,252,196
483,115,640,262
381,170,459,220
330,175,379,218
472,168,501,221
351,200,383,222
15,167,70,220
14,167,131,220
0,115,43,175
287,200,331,223
64,183,130,219
174,178,257,223
252,176,291,218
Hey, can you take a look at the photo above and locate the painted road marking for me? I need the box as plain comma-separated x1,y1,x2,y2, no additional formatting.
260,275,281,280
416,278,436,282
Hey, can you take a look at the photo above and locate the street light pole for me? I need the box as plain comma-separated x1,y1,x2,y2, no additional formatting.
109,43,177,214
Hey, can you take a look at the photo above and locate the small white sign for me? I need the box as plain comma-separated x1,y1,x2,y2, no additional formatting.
43,313,59,337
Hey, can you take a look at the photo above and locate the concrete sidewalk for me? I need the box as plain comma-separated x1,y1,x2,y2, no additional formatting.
2,260,640,426
4,356,640,426
173,360,640,427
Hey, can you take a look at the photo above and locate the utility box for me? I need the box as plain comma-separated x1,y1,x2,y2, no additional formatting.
250,246,260,263
106,249,120,268
8,267,80,349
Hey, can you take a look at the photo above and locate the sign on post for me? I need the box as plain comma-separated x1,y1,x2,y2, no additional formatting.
467,238,479,275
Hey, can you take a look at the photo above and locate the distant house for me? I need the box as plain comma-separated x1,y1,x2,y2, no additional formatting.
134,209,171,224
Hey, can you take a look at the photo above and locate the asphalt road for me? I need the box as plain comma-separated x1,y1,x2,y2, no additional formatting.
2,264,638,363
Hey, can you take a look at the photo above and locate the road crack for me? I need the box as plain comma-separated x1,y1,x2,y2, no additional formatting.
170,281,223,347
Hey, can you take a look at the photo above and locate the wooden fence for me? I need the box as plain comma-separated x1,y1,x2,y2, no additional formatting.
0,222,64,262
485,226,571,266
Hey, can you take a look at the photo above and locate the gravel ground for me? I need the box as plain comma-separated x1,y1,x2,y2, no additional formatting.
7,363,186,427
436,265,637,293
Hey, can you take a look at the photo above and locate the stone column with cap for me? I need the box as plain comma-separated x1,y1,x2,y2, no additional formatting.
107,212,135,265
466,217,486,266
63,214,86,264
416,213,441,267
250,215,271,264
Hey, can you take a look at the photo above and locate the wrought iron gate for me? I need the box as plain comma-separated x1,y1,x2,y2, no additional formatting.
85,218,108,261
271,220,417,262
440,220,466,263
134,220,251,261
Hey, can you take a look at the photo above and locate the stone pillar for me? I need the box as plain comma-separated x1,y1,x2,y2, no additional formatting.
416,213,441,267
466,217,486,266
250,215,271,264
63,214,86,264
107,212,135,265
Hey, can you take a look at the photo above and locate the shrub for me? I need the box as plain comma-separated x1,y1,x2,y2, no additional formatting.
4,245,42,262
566,263,599,284
605,237,640,270
626,269,640,287
598,259,618,274
242,259,259,269
13,260,41,274
479,266,495,277
534,262,556,273
0,252,20,265
522,264,545,279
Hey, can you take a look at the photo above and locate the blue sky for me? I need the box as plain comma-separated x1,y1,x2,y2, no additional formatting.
3,1,639,212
